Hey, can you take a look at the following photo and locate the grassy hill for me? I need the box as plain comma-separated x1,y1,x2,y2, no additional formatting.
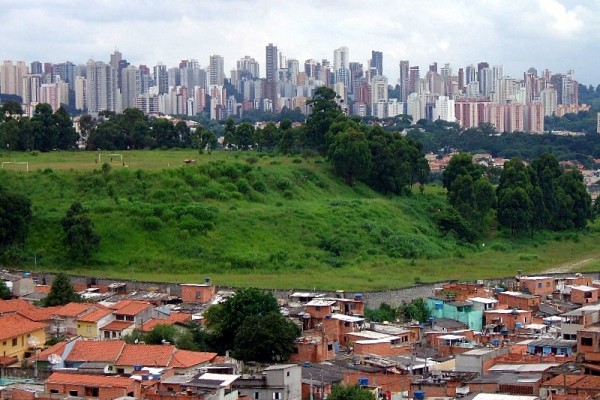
2,150,600,290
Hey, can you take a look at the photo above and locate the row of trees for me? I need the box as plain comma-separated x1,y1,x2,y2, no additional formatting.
441,153,593,240
0,102,78,151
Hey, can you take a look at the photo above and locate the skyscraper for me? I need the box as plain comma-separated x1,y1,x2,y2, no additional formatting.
209,55,224,86
333,47,349,71
121,66,141,110
371,51,383,76
265,43,279,112
265,43,278,82
399,60,410,103
153,63,168,94
86,59,110,114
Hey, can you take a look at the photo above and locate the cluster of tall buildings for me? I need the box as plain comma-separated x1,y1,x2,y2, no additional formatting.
0,45,584,133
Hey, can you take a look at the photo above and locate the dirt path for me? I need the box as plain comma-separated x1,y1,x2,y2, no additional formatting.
541,253,600,274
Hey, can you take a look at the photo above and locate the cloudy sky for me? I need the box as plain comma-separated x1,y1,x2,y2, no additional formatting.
1,0,598,84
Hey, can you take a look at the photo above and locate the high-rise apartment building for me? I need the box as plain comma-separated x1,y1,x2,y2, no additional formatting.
209,55,225,86
408,66,420,95
265,44,278,82
237,56,260,79
86,59,119,115
371,51,383,76
333,47,349,71
399,60,410,103
121,66,141,110
75,76,86,111
265,43,279,112
154,63,168,94
1,60,28,97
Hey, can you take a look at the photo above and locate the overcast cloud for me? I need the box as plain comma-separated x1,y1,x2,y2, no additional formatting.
1,0,598,84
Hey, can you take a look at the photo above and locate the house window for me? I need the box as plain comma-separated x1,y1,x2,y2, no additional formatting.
87,326,92,333
78,324,81,329
287,371,290,377
104,331,110,339
327,344,333,351
2,341,5,346
546,282,551,287
254,392,259,399
315,306,321,311
273,392,281,400
69,390,78,396
581,337,593,346
11,338,17,347
117,368,125,374
50,390,59,394
538,282,543,288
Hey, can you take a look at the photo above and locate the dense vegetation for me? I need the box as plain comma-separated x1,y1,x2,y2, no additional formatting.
441,153,592,241
0,151,598,290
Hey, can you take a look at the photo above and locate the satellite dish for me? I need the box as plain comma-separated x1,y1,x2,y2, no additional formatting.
48,354,62,365
27,336,40,349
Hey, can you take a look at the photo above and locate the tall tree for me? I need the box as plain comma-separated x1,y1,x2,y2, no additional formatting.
328,127,371,186
205,288,279,354
305,87,344,153
43,272,81,306
0,186,32,251
61,202,100,263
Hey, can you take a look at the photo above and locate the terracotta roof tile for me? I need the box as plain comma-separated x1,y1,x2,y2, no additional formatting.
65,340,125,363
101,320,135,331
111,300,152,316
0,299,36,314
115,344,176,367
17,306,61,322
46,372,136,388
57,302,94,317
77,308,113,323
35,285,51,294
38,340,69,359
140,312,191,332
169,350,217,368
0,313,47,341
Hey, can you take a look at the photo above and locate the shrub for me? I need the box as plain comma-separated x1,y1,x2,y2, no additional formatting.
275,177,293,191
246,156,259,165
292,158,302,164
252,180,267,193
142,216,163,231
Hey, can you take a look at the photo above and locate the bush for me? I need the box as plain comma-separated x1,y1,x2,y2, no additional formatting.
252,180,267,193
292,158,302,164
275,177,293,191
142,216,163,231
246,156,259,165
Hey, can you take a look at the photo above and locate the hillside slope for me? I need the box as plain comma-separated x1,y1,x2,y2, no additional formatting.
1,151,599,290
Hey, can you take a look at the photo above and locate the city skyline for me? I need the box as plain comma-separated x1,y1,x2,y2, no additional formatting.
1,0,599,84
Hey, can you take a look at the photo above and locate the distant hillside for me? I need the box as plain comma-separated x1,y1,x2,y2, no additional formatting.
1,151,599,290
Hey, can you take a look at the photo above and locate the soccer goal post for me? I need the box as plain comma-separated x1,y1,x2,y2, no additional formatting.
98,153,123,163
1,162,29,172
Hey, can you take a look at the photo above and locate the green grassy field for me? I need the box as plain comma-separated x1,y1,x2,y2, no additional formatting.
2,150,600,291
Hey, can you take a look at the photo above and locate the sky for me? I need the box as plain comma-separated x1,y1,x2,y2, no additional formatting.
1,0,599,85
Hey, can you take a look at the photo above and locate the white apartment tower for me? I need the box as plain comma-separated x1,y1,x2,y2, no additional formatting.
209,55,225,86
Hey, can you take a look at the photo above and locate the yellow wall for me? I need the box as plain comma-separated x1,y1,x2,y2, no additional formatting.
77,321,98,339
0,328,46,361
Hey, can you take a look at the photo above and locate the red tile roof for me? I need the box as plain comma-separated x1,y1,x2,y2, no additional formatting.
101,320,135,331
115,344,176,367
56,302,94,317
17,306,61,322
77,307,113,323
111,300,152,316
38,340,69,360
169,350,217,368
0,313,47,341
65,340,125,363
46,372,136,388
0,299,36,314
140,312,192,332
35,285,51,294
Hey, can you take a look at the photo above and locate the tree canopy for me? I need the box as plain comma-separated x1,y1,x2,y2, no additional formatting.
204,288,300,362
61,202,100,262
0,185,32,252
43,272,81,306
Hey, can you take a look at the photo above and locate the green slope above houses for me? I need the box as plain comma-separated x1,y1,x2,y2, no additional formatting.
1,150,600,291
